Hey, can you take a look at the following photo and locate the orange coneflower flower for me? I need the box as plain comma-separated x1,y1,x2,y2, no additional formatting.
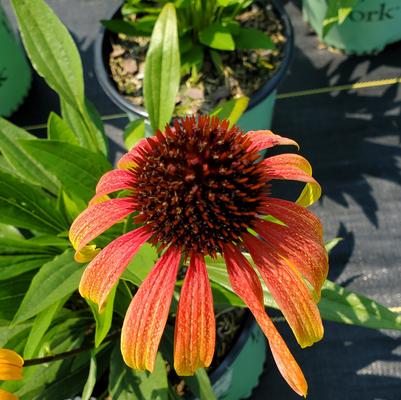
69,116,328,397
0,349,23,400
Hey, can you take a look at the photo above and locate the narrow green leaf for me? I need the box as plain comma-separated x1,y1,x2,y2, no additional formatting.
82,351,97,400
13,250,84,324
11,0,84,107
234,27,275,50
0,224,22,240
0,118,59,193
123,118,146,150
184,368,217,400
144,3,180,130
88,286,116,348
102,19,152,37
325,237,343,253
18,140,111,203
0,255,53,281
60,98,109,156
0,170,66,234
47,112,79,145
109,344,168,400
199,23,235,50
23,298,65,359
210,97,249,127
0,272,33,321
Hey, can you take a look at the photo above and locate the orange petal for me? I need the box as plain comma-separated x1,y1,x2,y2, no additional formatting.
0,349,23,381
89,169,136,205
246,130,299,153
224,244,307,397
69,198,136,253
254,217,328,300
244,234,324,348
174,253,215,375
0,389,18,400
260,154,321,206
258,197,323,243
121,246,181,371
79,226,152,311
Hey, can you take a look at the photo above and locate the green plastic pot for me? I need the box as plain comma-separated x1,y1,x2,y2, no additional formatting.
303,0,401,54
209,318,267,400
0,6,31,117
94,0,293,132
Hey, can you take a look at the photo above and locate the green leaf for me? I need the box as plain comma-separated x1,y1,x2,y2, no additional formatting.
322,0,358,37
210,96,249,127
0,272,33,321
82,351,97,400
60,98,109,156
0,170,66,234
325,237,343,253
123,118,146,150
319,280,401,330
23,298,66,359
184,368,217,400
234,27,275,50
0,118,59,193
0,224,22,240
199,23,235,51
109,345,168,400
206,255,401,330
47,112,79,145
11,0,84,107
13,250,84,324
88,286,116,348
122,243,158,285
18,140,112,203
102,19,152,37
144,3,180,130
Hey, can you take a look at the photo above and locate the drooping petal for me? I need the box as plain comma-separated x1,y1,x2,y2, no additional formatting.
243,233,324,348
79,226,152,311
253,218,328,300
121,246,181,371
245,130,299,153
89,169,137,205
0,389,18,400
260,154,321,207
73,245,101,263
69,198,137,253
223,244,307,397
0,349,23,381
258,197,323,243
174,253,215,375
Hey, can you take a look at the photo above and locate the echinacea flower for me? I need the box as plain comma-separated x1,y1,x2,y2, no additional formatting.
70,116,328,397
0,349,23,400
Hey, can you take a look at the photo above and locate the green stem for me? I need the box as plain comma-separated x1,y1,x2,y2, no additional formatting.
24,330,120,367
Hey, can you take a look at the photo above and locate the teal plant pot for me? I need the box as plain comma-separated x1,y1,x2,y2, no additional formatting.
208,318,267,400
95,0,293,132
303,0,401,54
0,6,31,117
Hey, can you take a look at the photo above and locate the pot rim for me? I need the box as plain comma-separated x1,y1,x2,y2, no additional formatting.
94,0,293,118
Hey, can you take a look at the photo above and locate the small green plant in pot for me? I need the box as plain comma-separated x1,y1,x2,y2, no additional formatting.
95,0,293,132
302,0,401,54
1,1,401,400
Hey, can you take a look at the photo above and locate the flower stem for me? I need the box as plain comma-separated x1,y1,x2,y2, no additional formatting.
24,330,120,366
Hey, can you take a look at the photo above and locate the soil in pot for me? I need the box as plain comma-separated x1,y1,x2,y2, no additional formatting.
107,1,287,116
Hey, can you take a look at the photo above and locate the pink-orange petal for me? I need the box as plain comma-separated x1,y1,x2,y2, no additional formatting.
0,389,18,400
245,130,299,153
121,246,181,371
223,244,307,397
174,253,215,376
254,218,328,300
69,198,136,253
244,233,324,348
89,169,137,205
79,226,152,311
258,197,323,242
260,154,316,183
